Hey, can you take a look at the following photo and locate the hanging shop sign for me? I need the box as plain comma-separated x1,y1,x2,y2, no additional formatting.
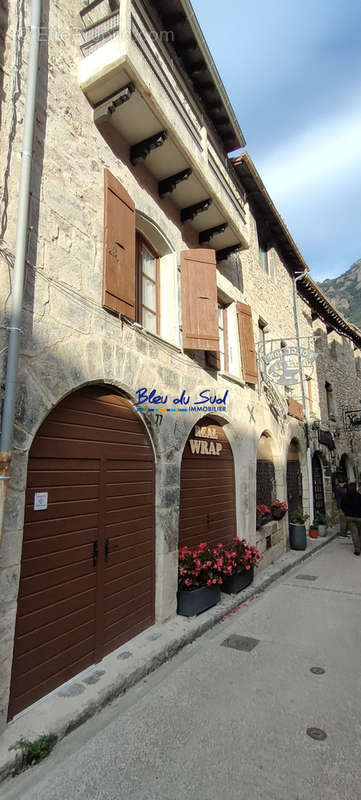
344,409,361,430
261,344,317,386
318,429,335,451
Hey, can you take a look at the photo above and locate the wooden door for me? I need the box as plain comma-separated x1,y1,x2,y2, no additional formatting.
179,418,236,550
9,388,155,719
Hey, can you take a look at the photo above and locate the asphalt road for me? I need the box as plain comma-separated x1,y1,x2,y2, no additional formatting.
3,536,361,800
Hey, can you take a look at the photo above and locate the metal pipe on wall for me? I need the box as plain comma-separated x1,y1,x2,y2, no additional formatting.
0,0,42,546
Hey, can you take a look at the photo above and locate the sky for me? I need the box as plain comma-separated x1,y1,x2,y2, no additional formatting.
192,0,361,282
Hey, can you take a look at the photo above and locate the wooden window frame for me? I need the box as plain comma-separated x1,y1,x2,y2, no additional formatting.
218,302,229,373
136,232,160,335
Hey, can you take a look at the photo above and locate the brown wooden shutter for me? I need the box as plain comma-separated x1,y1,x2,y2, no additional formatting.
103,169,135,318
236,302,258,383
287,396,304,421
181,249,219,351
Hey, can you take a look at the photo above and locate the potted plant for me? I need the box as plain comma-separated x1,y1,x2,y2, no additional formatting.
177,542,223,616
271,500,288,521
316,512,328,537
309,524,318,539
309,515,321,538
289,508,309,550
221,537,261,594
256,504,271,529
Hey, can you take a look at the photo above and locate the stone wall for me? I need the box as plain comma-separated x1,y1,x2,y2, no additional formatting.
0,0,313,729
311,317,361,515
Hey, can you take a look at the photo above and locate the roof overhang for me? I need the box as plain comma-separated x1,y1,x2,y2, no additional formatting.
298,275,361,348
146,0,245,153
232,152,308,276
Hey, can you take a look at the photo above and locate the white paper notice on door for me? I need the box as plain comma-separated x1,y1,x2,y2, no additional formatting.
34,492,48,511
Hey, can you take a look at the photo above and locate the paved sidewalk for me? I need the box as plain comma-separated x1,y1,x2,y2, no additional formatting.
0,530,338,782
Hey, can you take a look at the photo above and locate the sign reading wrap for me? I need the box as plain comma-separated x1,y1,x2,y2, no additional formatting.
189,424,223,455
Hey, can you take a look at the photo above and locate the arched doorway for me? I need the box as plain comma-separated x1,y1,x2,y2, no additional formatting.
179,417,236,550
312,452,325,516
287,439,303,515
9,386,155,719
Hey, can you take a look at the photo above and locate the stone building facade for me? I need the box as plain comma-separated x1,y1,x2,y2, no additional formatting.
300,278,361,517
0,0,359,728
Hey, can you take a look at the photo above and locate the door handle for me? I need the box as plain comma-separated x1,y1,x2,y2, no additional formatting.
92,540,98,567
104,538,109,562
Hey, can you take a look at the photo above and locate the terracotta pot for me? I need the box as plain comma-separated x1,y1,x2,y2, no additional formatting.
309,527,319,539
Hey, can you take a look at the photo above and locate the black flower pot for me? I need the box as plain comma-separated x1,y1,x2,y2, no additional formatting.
222,566,254,594
271,507,286,521
260,513,272,526
177,585,221,617
289,523,307,550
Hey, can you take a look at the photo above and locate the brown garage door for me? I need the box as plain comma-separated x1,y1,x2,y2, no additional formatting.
179,417,236,550
9,387,155,719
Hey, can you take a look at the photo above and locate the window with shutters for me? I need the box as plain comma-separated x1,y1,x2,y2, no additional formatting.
181,249,219,352
136,233,160,334
103,169,136,318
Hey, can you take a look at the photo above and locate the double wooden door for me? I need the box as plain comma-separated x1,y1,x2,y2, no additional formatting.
9,388,155,718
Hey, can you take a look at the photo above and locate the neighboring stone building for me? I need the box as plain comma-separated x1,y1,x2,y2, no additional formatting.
299,277,361,516
0,0,359,729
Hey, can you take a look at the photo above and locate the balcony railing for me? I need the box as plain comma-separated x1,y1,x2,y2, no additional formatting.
80,0,119,56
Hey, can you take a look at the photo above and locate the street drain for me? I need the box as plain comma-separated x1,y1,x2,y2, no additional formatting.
307,727,327,741
295,574,318,581
310,667,325,675
221,634,259,652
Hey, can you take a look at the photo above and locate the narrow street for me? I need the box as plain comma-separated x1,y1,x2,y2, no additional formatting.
3,535,361,800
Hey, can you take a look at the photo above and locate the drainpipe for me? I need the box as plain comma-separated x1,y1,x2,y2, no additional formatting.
0,0,41,547
293,272,314,525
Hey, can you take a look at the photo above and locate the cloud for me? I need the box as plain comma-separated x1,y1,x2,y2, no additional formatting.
258,94,361,199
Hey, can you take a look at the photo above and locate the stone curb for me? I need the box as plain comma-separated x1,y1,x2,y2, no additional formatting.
0,530,339,783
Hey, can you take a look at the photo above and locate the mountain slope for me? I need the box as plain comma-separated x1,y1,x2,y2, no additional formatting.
317,259,361,328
